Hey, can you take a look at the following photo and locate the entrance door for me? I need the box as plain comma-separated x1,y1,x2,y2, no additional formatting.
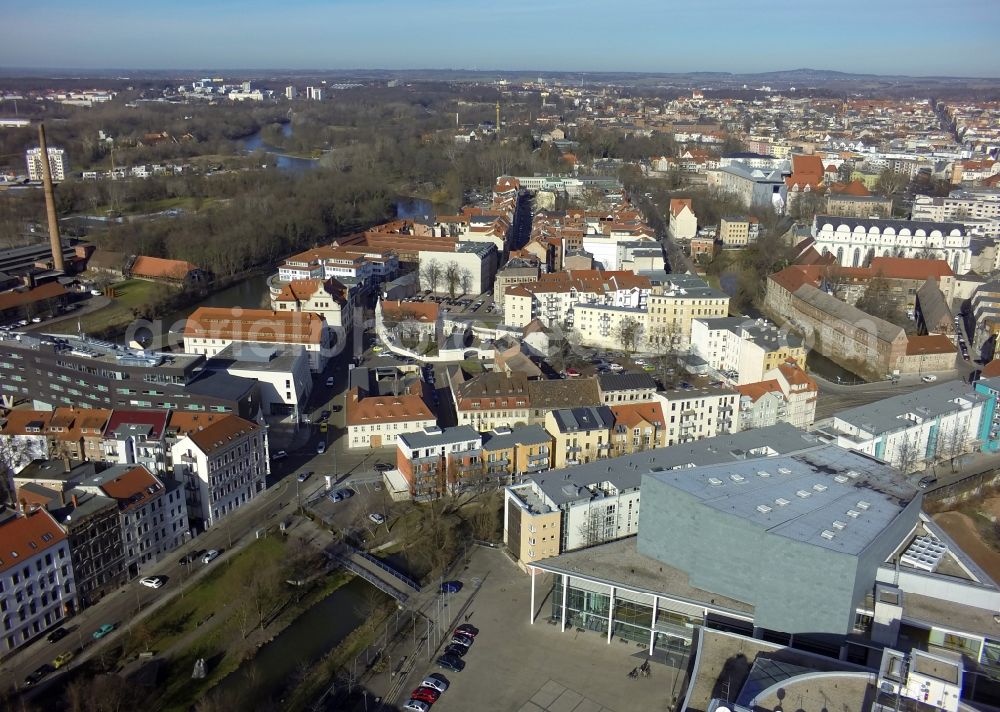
371,434,382,448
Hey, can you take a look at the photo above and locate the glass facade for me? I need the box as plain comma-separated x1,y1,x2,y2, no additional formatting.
549,578,697,655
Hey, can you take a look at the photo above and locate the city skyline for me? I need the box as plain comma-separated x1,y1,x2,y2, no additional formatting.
3,0,1000,78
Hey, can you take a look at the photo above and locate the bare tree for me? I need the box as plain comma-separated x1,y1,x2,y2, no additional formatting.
614,316,642,354
576,505,605,549
420,261,442,293
0,437,30,505
893,437,922,474
459,267,473,297
444,261,461,299
935,422,968,473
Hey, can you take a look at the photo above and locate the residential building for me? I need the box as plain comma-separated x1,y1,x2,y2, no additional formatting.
609,401,667,456
395,426,483,499
74,464,188,575
101,409,170,474
346,367,435,449
183,307,335,372
572,303,647,351
52,488,126,608
644,272,730,348
26,146,67,181
544,407,615,468
502,269,651,330
451,371,532,432
167,412,269,531
0,332,260,418
480,425,553,482
128,256,211,287
690,316,806,384
306,86,324,101
0,282,69,325
719,216,760,247
596,373,657,405
667,198,697,240
494,258,540,311
0,508,75,652
285,85,297,100
657,387,739,444
271,277,352,335
736,360,818,430
815,378,995,473
971,280,1000,361
812,215,972,274
503,423,816,567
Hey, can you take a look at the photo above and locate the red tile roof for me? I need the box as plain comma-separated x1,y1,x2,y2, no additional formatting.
0,281,67,311
868,257,953,280
167,413,260,453
97,465,162,512
381,300,440,323
735,380,783,402
0,509,66,574
131,256,199,280
346,388,434,426
905,334,956,356
184,307,327,345
669,198,694,217
610,402,665,429
103,410,169,439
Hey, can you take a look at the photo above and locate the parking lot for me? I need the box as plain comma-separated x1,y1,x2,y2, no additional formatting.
394,548,684,712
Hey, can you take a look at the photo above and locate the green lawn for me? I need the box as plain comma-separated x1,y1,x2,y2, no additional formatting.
46,279,176,336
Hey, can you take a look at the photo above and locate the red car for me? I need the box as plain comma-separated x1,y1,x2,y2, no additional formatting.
454,623,479,638
411,686,441,704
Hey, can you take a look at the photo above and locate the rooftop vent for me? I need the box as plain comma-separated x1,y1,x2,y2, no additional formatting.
795,489,811,498
729,474,746,483
845,470,861,479
756,504,772,514
756,470,771,478
832,520,847,530
857,500,871,510
777,467,792,475
813,483,828,492
834,475,849,484
821,530,837,540
846,509,860,518
708,477,724,486
775,497,790,507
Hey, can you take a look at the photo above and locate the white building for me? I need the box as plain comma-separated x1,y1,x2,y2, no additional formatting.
168,413,269,531
26,146,67,181
573,304,647,351
655,388,740,445
205,343,313,422
667,199,698,240
815,379,991,473
418,241,498,296
75,464,188,575
285,86,298,100
0,508,76,652
503,270,651,330
690,316,806,385
306,86,325,101
812,215,972,274
913,190,1000,238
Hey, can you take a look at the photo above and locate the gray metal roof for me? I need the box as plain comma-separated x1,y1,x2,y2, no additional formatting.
398,425,481,450
533,423,820,507
456,241,497,257
814,215,967,235
647,445,917,555
549,406,615,434
596,372,657,393
185,370,257,400
830,378,992,436
482,425,551,451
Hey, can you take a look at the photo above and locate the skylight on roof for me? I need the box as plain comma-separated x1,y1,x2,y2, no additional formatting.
834,475,849,483
846,509,860,518
756,504,772,514
821,530,837,540
796,489,811,498
845,470,861,479
813,484,828,492
729,474,745,483
708,477,724,486
832,520,847,530
775,497,790,506
857,500,871,510
756,470,771,478
777,467,792,475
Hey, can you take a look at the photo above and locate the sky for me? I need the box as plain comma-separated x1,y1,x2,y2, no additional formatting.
3,0,1000,77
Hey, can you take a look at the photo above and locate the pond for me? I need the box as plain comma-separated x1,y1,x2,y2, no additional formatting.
240,122,319,174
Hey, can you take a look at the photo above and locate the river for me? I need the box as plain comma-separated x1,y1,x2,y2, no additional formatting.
213,576,383,702
240,122,320,174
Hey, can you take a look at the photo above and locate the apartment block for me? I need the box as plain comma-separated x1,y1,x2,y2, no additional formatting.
0,508,76,652
544,407,615,468
690,316,806,385
26,146,67,181
644,272,730,348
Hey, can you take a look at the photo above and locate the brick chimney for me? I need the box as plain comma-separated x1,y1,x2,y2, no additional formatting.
37,124,65,273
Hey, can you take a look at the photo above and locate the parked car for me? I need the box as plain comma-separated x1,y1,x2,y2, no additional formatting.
46,627,68,643
444,643,468,658
410,686,441,703
201,549,220,564
372,345,383,353
24,664,55,686
373,462,393,472
921,375,938,383
272,450,288,461
319,410,331,422
140,576,165,589
420,675,449,693
368,512,385,525
328,488,353,503
297,471,312,483
92,624,115,640
451,633,474,648
435,654,465,672
440,580,462,594
918,476,939,489
454,623,479,638
178,552,197,565
325,377,335,387
30,316,43,323
402,701,430,712
316,441,326,455
52,651,74,669
90,289,103,296
608,363,624,372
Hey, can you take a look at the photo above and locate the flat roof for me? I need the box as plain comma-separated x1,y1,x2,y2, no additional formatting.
533,536,754,616
207,341,305,371
648,445,917,555
533,423,818,507
398,425,480,450
830,378,994,436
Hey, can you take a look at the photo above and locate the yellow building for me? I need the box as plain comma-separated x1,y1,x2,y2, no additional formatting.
645,274,730,348
544,407,615,468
